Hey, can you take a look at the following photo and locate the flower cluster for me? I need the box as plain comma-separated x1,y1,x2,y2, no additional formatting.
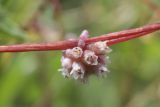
59,30,112,81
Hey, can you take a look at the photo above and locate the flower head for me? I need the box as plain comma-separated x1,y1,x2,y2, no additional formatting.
59,30,111,82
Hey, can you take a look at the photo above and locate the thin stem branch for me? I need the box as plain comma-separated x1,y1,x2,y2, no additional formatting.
0,23,160,52
107,29,156,46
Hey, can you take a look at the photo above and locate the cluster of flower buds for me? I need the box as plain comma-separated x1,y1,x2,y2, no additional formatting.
58,30,112,81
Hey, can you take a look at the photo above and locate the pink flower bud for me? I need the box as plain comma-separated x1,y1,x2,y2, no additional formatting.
61,56,72,69
65,49,72,57
79,30,89,40
78,30,89,47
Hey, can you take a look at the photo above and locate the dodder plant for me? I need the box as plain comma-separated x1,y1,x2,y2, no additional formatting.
0,23,160,81
59,30,111,82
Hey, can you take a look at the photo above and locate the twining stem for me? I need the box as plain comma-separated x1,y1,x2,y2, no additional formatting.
107,29,156,45
0,23,160,52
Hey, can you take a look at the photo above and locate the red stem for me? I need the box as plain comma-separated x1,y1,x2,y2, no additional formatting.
107,29,156,46
0,23,160,52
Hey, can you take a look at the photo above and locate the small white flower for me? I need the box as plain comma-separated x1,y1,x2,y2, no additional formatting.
70,62,85,80
61,57,72,69
83,50,98,65
71,47,83,59
58,68,70,78
64,47,83,59
97,65,109,77
65,49,73,57
98,55,111,65
88,41,112,54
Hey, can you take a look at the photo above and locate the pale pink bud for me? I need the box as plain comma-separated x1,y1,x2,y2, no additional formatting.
78,30,89,47
65,49,73,57
80,30,89,40
70,62,85,80
61,56,72,69
83,50,98,65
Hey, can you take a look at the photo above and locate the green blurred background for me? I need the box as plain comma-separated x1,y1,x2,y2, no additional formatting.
0,0,160,107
